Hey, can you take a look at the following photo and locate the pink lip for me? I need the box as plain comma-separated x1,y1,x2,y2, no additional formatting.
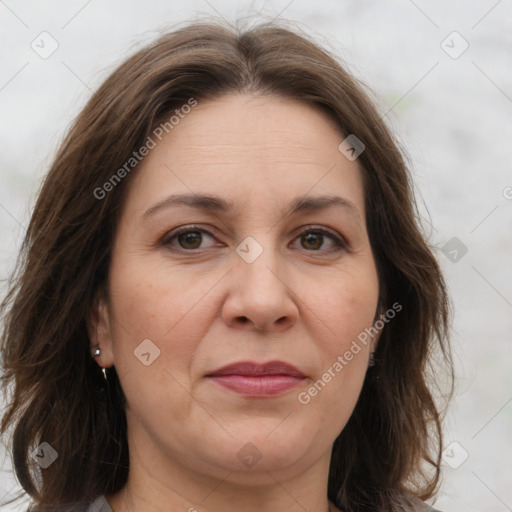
206,361,306,397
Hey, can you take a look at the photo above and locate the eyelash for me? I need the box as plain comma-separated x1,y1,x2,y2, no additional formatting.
162,225,348,254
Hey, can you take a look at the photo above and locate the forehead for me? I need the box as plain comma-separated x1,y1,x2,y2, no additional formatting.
123,93,366,220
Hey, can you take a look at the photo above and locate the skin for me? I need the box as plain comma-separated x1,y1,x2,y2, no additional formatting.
89,93,380,512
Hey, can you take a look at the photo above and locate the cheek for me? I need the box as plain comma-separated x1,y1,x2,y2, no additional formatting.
106,253,224,382
305,260,379,400
105,259,207,430
300,296,376,433
318,262,379,350
109,255,204,336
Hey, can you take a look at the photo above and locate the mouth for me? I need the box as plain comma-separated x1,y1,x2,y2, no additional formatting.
206,360,306,397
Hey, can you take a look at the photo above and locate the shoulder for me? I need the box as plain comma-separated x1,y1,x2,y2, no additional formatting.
28,495,112,512
395,493,443,512
75,496,112,512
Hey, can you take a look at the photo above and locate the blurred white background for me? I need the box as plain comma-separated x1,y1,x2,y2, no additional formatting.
1,1,511,511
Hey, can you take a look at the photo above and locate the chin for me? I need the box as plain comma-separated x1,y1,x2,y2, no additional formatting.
197,430,320,478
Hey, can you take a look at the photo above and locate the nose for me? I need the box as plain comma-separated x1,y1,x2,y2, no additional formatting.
221,240,299,333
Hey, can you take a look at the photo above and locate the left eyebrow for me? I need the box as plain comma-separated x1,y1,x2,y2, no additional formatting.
142,193,362,224
285,195,361,223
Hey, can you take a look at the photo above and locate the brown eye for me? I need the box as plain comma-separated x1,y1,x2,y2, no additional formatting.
292,227,346,253
163,226,217,251
177,231,203,249
301,232,324,250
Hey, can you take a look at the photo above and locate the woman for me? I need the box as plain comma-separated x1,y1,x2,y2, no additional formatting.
1,19,453,512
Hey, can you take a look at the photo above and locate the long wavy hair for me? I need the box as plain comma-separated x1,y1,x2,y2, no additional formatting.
1,19,453,512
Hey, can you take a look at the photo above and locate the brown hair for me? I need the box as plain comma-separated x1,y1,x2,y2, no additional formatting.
1,19,453,512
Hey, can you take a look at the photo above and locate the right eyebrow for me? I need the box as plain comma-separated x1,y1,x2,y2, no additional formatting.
143,193,233,218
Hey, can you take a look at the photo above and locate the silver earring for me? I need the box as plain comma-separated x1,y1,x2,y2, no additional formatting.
92,347,101,358
368,352,376,367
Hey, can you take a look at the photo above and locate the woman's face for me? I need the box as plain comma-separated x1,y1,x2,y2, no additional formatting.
93,93,380,486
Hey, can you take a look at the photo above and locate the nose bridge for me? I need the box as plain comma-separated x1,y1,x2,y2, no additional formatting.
235,233,283,294
223,232,298,331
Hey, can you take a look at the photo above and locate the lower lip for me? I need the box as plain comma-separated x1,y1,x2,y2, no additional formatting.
208,375,305,397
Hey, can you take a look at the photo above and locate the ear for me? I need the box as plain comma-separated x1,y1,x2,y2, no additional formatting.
87,286,115,368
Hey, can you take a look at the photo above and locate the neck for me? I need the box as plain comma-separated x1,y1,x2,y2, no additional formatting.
106,429,341,512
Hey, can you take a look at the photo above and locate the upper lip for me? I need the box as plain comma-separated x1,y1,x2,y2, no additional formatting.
207,360,306,378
